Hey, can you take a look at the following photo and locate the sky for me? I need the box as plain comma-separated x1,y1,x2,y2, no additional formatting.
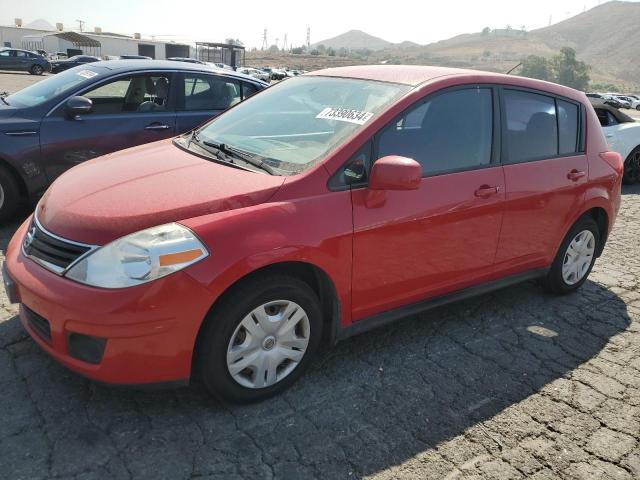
0,0,635,49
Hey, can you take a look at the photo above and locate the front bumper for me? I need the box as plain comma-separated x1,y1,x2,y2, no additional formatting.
4,219,214,385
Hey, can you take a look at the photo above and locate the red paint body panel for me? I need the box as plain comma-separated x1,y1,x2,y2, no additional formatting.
6,219,212,384
495,155,589,272
4,66,622,386
351,166,505,320
36,139,285,245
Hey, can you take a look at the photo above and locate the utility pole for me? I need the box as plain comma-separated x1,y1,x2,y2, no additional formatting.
282,33,288,52
76,19,85,32
306,27,310,51
261,28,268,50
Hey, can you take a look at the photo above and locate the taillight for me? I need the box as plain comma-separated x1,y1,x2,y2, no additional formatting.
599,151,624,175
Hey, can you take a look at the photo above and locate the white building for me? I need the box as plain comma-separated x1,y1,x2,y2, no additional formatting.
1,24,190,59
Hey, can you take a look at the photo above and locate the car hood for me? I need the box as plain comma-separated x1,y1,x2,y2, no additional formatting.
36,140,286,245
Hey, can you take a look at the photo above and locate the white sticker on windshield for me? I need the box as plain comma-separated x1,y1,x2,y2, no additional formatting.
77,70,98,79
316,107,374,125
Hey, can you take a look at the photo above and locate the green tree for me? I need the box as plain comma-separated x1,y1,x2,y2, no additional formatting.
520,55,552,81
481,27,490,36
317,44,327,55
519,47,590,90
552,47,590,91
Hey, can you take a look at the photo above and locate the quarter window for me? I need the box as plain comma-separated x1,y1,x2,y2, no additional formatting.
557,99,579,155
183,75,241,111
377,88,493,176
504,90,558,163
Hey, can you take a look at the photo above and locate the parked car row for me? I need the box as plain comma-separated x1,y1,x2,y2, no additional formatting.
587,92,640,110
2,65,623,403
0,60,268,220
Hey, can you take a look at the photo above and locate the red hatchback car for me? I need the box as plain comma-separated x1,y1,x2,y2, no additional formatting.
3,66,623,403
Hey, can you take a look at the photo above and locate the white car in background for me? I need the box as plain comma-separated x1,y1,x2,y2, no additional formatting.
591,99,640,184
237,67,270,82
616,95,640,110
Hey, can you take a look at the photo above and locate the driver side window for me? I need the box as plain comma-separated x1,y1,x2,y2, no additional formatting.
81,74,171,114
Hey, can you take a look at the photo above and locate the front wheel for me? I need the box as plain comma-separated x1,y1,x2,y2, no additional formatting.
623,146,640,185
542,216,600,294
198,274,323,403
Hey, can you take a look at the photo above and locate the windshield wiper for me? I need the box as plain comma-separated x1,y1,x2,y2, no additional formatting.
0,96,9,106
201,139,278,175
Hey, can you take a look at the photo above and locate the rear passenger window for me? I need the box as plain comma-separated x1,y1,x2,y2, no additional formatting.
504,90,557,163
377,88,493,176
557,100,579,154
183,75,241,111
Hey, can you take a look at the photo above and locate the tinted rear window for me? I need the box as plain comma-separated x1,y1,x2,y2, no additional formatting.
504,90,558,163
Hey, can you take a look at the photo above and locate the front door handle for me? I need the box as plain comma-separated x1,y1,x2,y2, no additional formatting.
567,169,586,181
144,123,171,131
474,185,500,198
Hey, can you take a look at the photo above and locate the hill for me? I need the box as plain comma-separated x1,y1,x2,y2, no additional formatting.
251,1,640,90
312,29,393,51
372,1,640,89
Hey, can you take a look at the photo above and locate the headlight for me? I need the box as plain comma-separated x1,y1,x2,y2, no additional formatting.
65,223,208,288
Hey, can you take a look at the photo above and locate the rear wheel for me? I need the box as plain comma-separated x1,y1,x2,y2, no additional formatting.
542,216,600,294
623,146,640,185
198,274,322,403
30,64,44,75
0,166,21,222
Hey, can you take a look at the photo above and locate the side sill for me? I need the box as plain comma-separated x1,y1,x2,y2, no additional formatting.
336,267,549,342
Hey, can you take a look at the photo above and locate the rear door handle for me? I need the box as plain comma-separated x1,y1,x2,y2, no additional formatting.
474,185,500,198
144,123,171,131
567,169,586,181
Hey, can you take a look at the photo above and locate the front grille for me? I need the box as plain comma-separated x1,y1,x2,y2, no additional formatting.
22,220,91,272
23,305,51,343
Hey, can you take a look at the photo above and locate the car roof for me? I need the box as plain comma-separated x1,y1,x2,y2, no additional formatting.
308,65,585,99
85,60,268,85
589,99,635,123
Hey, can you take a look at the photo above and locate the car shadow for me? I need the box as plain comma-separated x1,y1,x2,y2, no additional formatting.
622,183,640,195
0,277,630,478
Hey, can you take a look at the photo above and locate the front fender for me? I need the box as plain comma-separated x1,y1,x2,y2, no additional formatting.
180,190,354,327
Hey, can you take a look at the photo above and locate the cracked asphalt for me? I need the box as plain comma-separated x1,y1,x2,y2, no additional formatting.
1,186,639,479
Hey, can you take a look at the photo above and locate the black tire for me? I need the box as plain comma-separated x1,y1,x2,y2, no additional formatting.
198,274,323,403
636,105,640,111
30,64,44,75
542,216,600,295
622,146,640,185
0,165,21,222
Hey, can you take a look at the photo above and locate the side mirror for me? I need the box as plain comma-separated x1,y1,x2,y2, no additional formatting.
65,96,93,119
368,156,421,191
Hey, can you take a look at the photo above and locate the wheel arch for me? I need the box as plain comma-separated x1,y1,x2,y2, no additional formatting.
0,156,28,198
191,260,341,377
583,206,609,257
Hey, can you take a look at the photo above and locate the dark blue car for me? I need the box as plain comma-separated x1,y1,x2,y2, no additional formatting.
0,60,268,220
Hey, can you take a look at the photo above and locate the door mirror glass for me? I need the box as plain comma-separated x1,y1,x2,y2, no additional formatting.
368,156,421,191
65,96,93,118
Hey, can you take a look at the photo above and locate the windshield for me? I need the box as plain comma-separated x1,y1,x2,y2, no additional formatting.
194,76,410,174
5,66,104,108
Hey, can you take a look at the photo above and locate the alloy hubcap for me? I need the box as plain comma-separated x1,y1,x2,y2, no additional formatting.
562,230,595,285
226,300,310,389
